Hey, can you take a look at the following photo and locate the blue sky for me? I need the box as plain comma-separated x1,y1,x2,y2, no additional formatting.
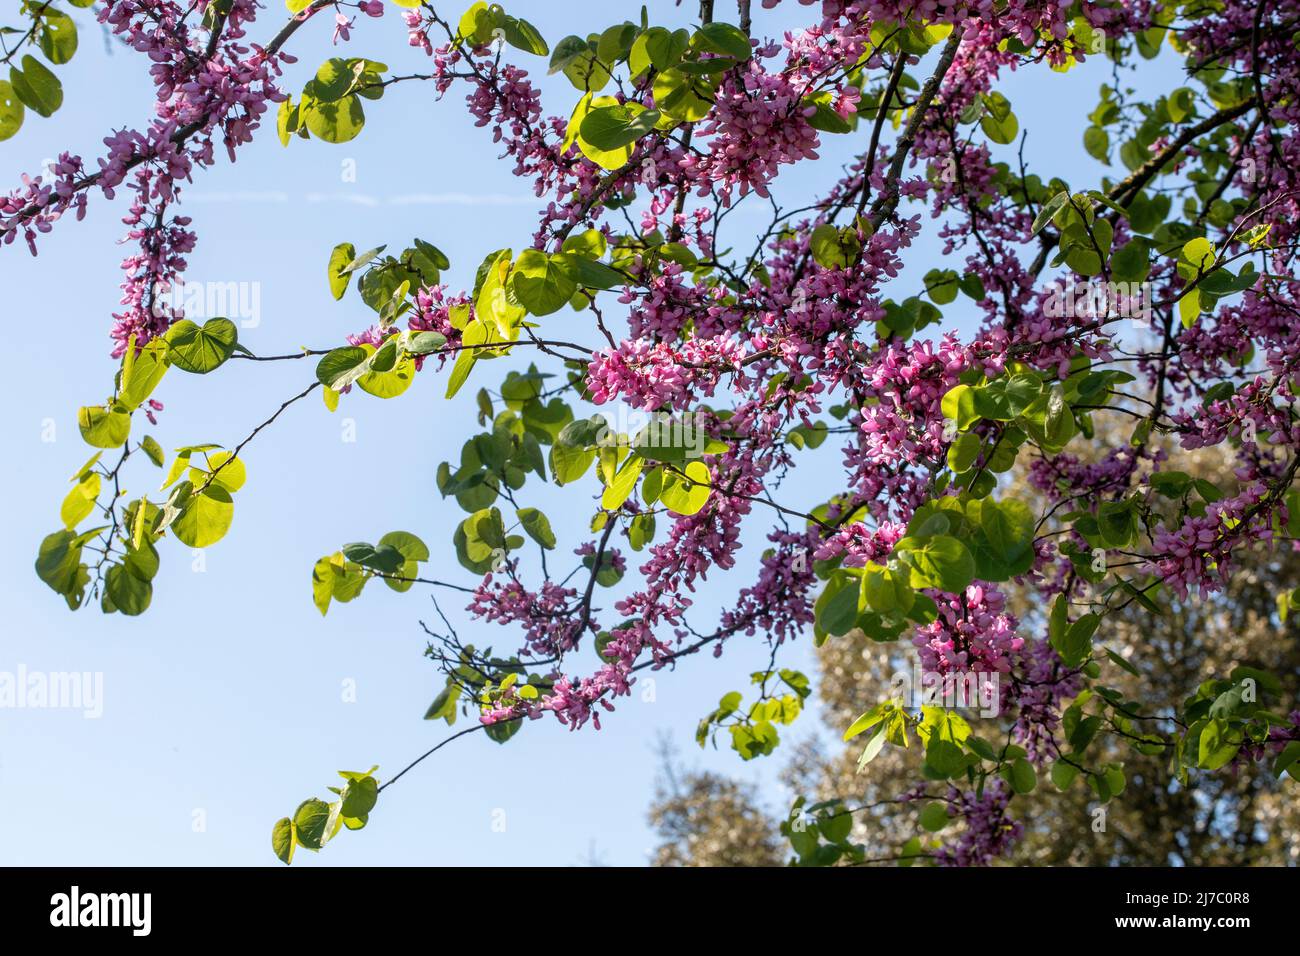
0,1,1177,865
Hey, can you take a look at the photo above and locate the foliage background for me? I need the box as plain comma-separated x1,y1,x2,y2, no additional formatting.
649,439,1300,866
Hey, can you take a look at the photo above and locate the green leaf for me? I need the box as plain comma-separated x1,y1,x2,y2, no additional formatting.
1031,191,1068,235
404,330,448,355
315,345,370,389
601,453,644,511
1007,757,1037,794
38,11,78,65
276,96,301,145
1053,612,1099,667
1168,86,1195,123
1051,760,1079,791
1105,647,1142,678
1065,244,1102,277
339,774,379,820
445,321,488,399
342,244,386,276
1082,124,1109,162
947,431,981,473
843,702,888,741
1181,236,1215,273
1110,238,1151,283
628,512,656,550
1197,718,1241,771
1004,374,1043,415
35,529,83,596
69,451,102,482
862,563,914,614
658,461,711,516
424,684,460,722
164,318,238,374
341,541,405,574
977,497,1036,574
652,68,712,122
123,541,158,585
311,557,336,615
896,535,975,593
549,34,591,74
118,340,169,410
924,268,959,305
1274,740,1300,779
855,723,888,772
516,507,557,549
171,485,234,549
696,22,752,60
1119,137,1148,171
484,718,522,744
510,249,577,316
959,273,986,300
10,55,62,117
379,530,429,562
60,472,100,529
1097,499,1137,548
941,384,978,430
819,807,851,843
271,817,295,865
816,575,860,638
303,93,365,144
327,242,356,299
979,92,1018,144
579,103,660,150
503,16,548,56
560,253,624,291
925,736,965,777
809,223,857,270
357,350,415,399
456,1,504,45
104,563,152,616
77,406,130,449
292,798,331,851
730,721,779,761
1177,286,1201,330
0,80,24,141
642,26,690,71
802,91,853,133
919,802,950,832
550,442,595,485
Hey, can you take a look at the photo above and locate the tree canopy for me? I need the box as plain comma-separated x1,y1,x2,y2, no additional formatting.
5,0,1300,865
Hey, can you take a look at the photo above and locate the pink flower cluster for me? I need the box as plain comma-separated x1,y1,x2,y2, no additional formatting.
719,528,820,643
684,43,822,204
109,179,196,356
467,573,583,658
1147,479,1275,599
934,778,1024,866
1010,639,1082,764
587,335,748,411
912,584,1024,677
812,520,907,568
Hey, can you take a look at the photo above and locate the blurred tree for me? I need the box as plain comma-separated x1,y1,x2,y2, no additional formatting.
650,738,783,867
